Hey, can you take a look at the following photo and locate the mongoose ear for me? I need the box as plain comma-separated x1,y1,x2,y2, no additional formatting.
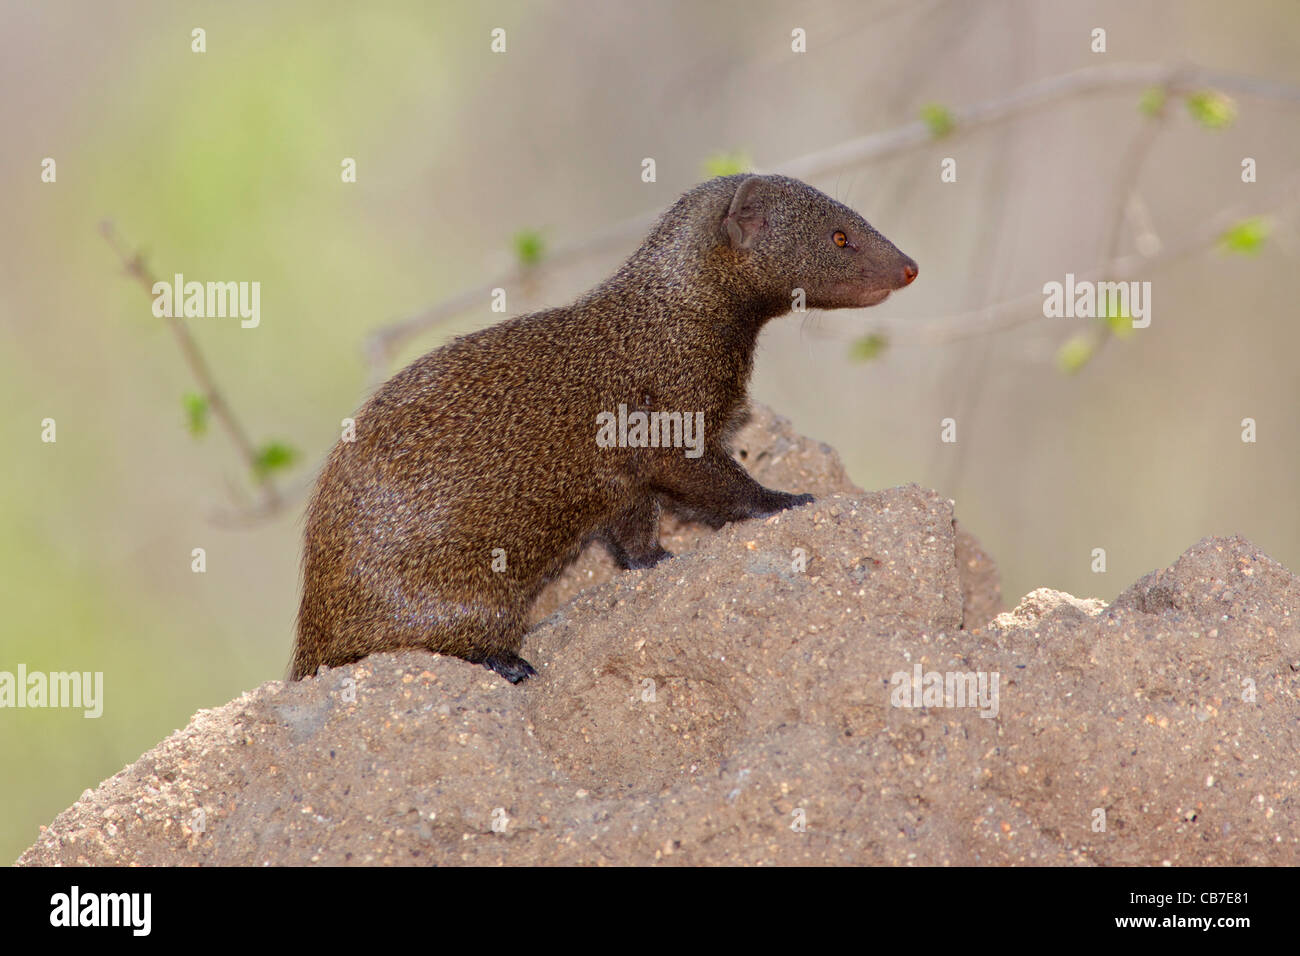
722,176,767,250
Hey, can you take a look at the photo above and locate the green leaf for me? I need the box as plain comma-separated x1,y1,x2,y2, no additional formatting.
182,392,209,437
512,229,545,267
1056,334,1095,374
253,440,298,478
850,333,889,361
1186,90,1236,129
1098,287,1135,339
1219,216,1270,255
1138,86,1167,117
919,103,955,138
702,151,753,177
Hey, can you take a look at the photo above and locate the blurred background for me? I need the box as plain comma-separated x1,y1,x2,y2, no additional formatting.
2,0,1297,862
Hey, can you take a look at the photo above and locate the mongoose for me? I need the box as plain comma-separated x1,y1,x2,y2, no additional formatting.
293,174,917,683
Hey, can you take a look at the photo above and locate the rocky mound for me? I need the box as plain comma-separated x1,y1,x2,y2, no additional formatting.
17,409,1299,865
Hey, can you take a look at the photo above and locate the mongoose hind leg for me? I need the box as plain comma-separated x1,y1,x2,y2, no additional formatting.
602,495,673,569
449,600,540,683
474,652,539,683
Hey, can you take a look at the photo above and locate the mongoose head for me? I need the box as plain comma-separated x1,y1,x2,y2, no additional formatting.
717,174,918,312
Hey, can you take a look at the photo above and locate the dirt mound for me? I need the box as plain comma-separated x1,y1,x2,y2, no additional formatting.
17,410,1298,866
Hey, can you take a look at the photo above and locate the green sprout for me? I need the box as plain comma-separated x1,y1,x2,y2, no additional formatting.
253,440,299,479
1056,334,1096,374
919,104,956,138
182,392,210,437
512,229,545,267
1219,216,1270,255
1138,86,1167,117
1099,288,1136,340
702,151,753,177
850,333,890,361
1186,90,1236,129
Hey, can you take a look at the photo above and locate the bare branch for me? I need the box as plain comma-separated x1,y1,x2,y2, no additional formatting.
825,172,1300,348
779,63,1300,182
100,221,282,511
112,63,1300,525
364,62,1300,380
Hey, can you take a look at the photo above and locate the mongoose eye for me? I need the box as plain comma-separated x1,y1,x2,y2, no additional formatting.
832,230,849,248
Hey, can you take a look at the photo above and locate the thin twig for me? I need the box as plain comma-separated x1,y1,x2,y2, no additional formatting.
779,63,1300,181
110,62,1300,525
363,62,1300,380
1085,88,1170,362
818,173,1300,348
361,211,659,389
100,221,282,510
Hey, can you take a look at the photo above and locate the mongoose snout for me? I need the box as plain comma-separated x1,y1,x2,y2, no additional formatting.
293,173,917,684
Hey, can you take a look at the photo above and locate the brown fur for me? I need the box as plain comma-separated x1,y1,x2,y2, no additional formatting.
293,174,917,682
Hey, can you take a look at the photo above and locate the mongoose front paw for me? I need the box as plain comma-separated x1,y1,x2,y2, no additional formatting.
482,654,538,684
753,491,815,517
623,545,673,570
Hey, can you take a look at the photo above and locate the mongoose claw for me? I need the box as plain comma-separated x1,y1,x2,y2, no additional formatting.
624,546,673,570
482,654,539,684
754,491,815,517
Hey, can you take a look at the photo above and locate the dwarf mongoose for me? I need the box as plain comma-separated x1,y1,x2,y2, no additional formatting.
293,174,917,682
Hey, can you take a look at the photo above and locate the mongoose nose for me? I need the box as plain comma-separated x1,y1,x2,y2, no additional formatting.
901,260,919,285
